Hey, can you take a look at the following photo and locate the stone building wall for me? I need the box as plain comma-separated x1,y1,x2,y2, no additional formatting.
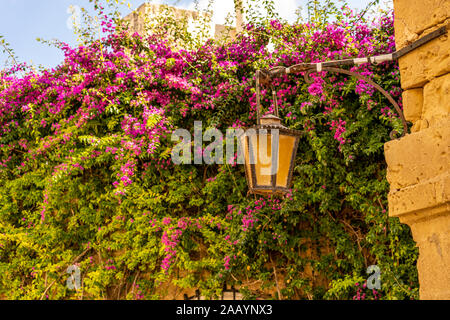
124,3,237,42
384,0,450,299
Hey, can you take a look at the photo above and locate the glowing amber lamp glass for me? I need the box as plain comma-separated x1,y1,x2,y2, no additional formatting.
241,114,301,195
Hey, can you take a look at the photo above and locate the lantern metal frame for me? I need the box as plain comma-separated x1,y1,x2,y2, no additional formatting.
243,70,303,196
244,125,302,196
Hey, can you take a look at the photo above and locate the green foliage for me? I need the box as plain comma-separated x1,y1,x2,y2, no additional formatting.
0,0,418,300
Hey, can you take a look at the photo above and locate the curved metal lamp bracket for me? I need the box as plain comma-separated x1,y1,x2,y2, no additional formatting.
257,65,407,139
304,66,408,139
254,24,449,139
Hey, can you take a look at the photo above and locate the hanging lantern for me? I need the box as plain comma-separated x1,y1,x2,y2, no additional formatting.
241,71,302,196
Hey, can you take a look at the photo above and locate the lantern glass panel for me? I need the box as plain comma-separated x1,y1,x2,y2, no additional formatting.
276,134,296,188
242,134,253,189
241,128,299,195
251,133,273,188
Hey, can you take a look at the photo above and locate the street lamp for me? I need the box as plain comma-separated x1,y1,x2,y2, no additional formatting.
241,25,447,196
242,70,302,196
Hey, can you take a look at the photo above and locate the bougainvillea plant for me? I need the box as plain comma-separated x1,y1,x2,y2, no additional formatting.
0,0,418,300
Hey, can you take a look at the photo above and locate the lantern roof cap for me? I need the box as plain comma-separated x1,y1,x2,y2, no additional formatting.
251,124,303,137
260,113,282,126
261,114,281,120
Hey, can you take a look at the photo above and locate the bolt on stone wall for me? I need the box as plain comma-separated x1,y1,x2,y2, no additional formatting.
385,0,450,300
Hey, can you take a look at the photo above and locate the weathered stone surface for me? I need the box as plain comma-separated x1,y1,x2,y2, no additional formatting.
385,119,450,189
388,173,450,217
389,0,450,301
403,88,424,122
387,169,450,301
423,73,450,128
412,212,450,299
410,119,429,133
393,0,450,49
388,175,450,302
398,32,450,89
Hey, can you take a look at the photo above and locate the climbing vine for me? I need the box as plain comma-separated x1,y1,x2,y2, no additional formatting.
0,0,418,300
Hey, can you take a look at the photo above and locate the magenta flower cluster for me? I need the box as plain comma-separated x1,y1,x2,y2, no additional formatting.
0,2,402,286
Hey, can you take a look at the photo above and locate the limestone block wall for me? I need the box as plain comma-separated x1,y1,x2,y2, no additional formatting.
384,0,450,300
124,3,215,40
123,3,237,42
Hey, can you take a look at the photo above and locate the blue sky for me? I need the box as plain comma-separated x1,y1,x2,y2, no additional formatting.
0,0,392,70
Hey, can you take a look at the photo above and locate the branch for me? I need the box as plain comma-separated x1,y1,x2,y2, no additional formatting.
130,270,141,298
39,247,90,300
270,253,283,300
0,41,18,67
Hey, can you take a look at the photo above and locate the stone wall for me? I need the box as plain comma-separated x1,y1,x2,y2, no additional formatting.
124,3,238,42
384,0,450,300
